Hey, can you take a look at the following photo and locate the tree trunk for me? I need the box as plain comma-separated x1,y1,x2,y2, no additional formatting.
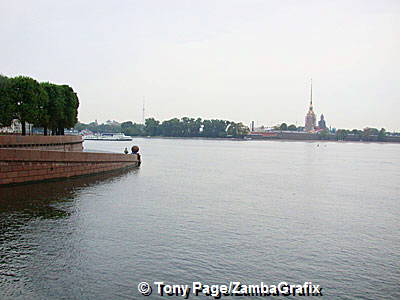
21,120,26,136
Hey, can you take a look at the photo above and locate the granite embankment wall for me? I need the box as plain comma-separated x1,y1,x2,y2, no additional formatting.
248,131,400,142
278,132,319,140
0,136,139,185
248,132,320,140
0,135,83,151
0,148,139,185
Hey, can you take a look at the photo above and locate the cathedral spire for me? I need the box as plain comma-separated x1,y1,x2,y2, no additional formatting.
305,78,316,132
310,78,313,109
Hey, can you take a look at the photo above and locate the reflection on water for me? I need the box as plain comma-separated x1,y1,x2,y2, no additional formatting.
0,138,399,300
0,169,137,219
0,169,139,299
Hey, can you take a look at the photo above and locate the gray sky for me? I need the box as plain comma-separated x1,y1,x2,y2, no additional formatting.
1,0,399,130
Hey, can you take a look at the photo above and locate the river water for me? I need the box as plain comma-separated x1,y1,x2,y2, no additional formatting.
0,138,399,299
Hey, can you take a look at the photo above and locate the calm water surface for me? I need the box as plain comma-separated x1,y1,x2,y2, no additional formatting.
0,138,399,299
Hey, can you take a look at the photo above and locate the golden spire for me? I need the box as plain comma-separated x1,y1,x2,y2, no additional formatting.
310,78,313,109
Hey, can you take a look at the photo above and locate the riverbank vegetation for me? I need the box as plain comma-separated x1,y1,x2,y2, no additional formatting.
334,128,388,141
0,75,79,135
275,121,389,141
75,117,250,138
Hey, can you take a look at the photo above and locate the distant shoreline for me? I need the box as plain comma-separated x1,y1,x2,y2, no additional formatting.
118,135,400,144
124,136,244,141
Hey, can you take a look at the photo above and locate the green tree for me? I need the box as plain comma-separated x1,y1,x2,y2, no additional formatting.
378,128,386,141
40,82,64,135
120,121,145,136
121,121,133,131
279,123,288,131
8,76,48,135
237,123,250,137
74,122,87,132
351,129,362,140
144,118,160,136
319,129,330,140
202,119,229,137
194,118,202,136
177,117,202,137
33,86,49,134
124,123,145,136
160,118,183,136
76,117,249,139
180,117,191,137
362,127,379,141
60,85,79,134
227,122,249,137
287,124,297,131
336,129,349,141
0,75,15,127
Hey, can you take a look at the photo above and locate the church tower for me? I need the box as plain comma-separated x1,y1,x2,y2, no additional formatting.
304,79,316,132
318,114,327,129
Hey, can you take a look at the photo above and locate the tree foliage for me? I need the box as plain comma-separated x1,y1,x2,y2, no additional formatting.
378,128,386,141
40,82,65,135
319,129,330,140
279,123,288,131
7,76,48,135
0,75,79,135
59,85,79,135
334,127,386,141
144,118,160,136
76,117,250,138
335,129,349,140
0,75,14,127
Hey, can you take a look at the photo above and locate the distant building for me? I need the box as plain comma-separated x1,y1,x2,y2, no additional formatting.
0,119,32,134
318,114,327,130
106,120,120,126
304,80,316,132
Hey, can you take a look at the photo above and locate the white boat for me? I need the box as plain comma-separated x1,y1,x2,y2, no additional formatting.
83,133,133,141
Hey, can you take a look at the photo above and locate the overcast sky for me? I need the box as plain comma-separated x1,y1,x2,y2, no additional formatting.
1,0,399,130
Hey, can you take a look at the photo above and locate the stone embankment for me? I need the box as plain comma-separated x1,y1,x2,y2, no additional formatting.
247,131,400,142
0,136,139,185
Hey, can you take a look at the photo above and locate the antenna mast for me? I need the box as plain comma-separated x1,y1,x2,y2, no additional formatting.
142,97,145,124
